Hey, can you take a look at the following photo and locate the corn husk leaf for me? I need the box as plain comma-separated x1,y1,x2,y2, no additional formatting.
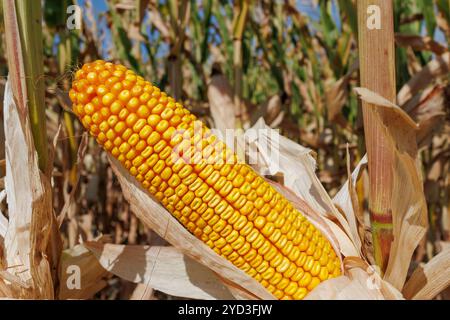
84,242,235,300
107,155,274,300
1,79,54,299
397,52,450,105
129,283,155,300
58,242,110,300
354,87,418,128
333,153,368,258
403,247,450,300
354,87,428,291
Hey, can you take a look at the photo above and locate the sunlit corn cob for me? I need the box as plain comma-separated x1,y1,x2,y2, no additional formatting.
69,60,341,300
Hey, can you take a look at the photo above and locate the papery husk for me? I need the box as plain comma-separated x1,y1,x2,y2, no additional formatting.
354,87,418,128
58,242,110,299
84,241,235,300
305,257,403,300
1,80,54,299
129,283,155,300
107,155,274,300
403,248,450,300
333,153,368,258
354,87,428,291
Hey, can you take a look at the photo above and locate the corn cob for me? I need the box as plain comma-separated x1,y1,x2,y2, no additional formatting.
69,60,341,300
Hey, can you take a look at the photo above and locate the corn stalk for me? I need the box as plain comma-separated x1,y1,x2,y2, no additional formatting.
10,0,48,172
357,0,397,272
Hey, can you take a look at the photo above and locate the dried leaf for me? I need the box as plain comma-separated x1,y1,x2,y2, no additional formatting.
326,61,359,123
263,95,283,127
148,5,171,40
84,242,235,300
383,153,428,290
395,33,448,55
207,74,236,135
403,248,450,300
57,133,88,227
403,85,448,147
333,154,368,257
354,87,418,128
130,283,155,300
397,52,450,105
2,80,54,299
305,259,403,300
58,243,110,299
115,1,135,10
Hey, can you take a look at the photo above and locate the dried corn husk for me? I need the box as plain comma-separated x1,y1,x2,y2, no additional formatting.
1,80,54,299
58,242,110,299
403,248,450,300
333,153,368,258
84,242,235,300
305,257,403,300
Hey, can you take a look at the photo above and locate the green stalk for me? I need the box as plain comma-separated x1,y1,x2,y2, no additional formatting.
14,0,48,171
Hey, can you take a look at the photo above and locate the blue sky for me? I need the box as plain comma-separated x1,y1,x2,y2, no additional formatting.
78,0,447,59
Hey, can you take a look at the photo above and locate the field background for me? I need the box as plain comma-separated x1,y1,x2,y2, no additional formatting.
0,0,448,299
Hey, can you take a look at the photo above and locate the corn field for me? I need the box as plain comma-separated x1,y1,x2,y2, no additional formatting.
0,0,449,301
